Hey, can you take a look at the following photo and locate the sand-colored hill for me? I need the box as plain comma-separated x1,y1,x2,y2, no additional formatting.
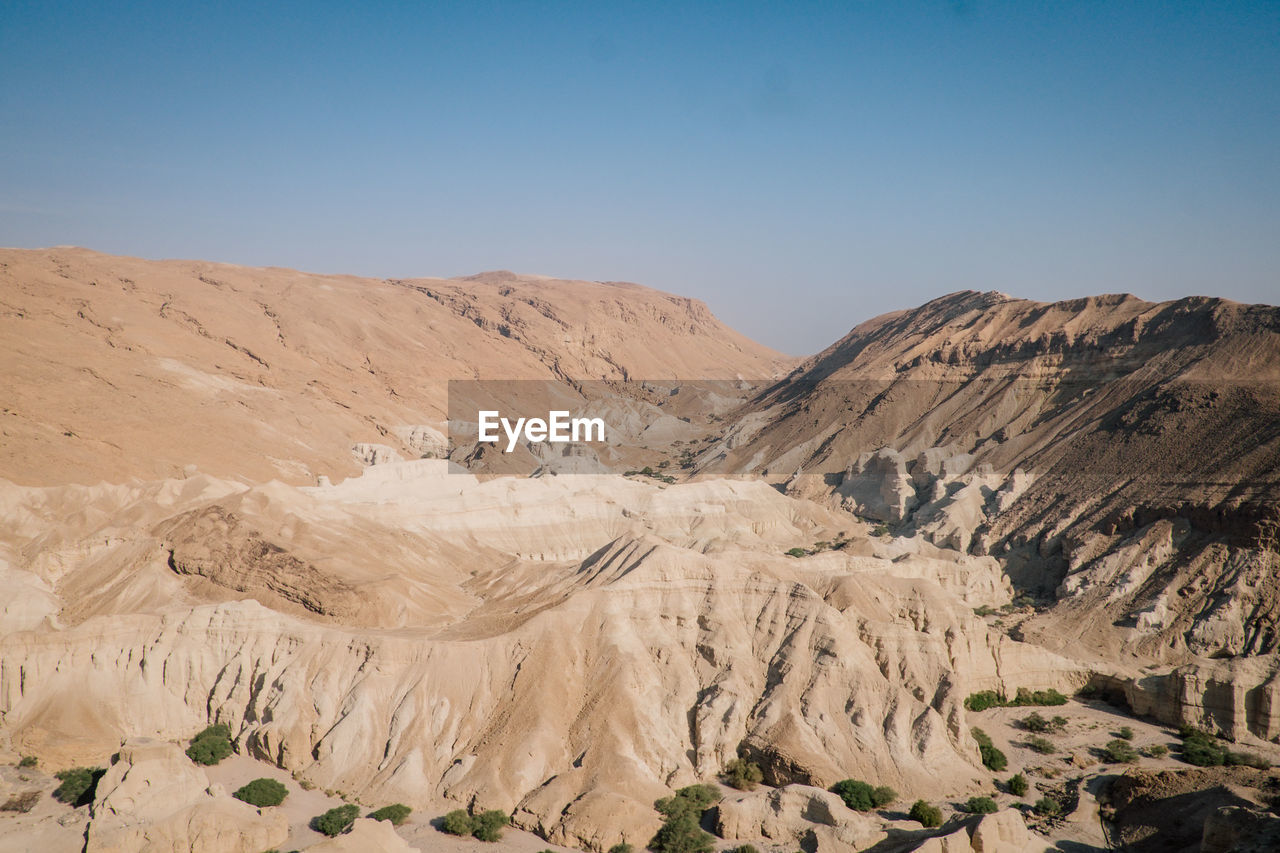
0,248,789,486
4,255,1280,851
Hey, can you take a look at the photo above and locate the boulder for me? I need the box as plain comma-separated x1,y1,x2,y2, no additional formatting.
714,784,884,852
307,817,415,852
85,738,288,853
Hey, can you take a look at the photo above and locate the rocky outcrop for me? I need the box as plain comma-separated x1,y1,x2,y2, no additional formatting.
910,810,1034,853
84,738,287,853
307,818,415,852
713,784,884,852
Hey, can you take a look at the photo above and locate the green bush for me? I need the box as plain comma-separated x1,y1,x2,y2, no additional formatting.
831,779,875,811
1104,739,1139,763
972,728,1007,771
313,803,360,837
1178,728,1228,766
727,846,760,853
655,784,721,822
965,691,1005,712
18,755,37,768
724,758,764,790
1027,736,1056,755
440,809,474,836
1225,750,1271,769
649,812,713,853
908,799,943,828
1142,744,1169,759
607,845,634,853
370,803,412,825
1033,796,1061,816
1116,726,1134,741
53,767,105,807
472,809,508,842
1008,773,1029,796
785,547,807,558
186,723,233,766
966,796,998,814
871,785,896,807
966,688,1068,712
232,778,288,807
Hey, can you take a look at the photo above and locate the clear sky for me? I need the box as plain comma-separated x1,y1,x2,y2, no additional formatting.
2,1,1277,354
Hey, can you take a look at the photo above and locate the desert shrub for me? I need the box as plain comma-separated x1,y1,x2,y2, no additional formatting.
656,783,721,822
1142,744,1169,758
53,766,105,807
607,845,634,853
785,547,807,558
1116,726,1134,740
972,728,1007,771
966,796,998,814
727,846,760,853
1226,750,1271,769
1179,728,1228,766
313,803,360,837
370,803,412,825
440,809,475,835
871,523,891,537
1104,739,1139,763
871,785,896,807
472,809,508,842
1,791,41,813
1033,796,1061,816
1027,736,1056,755
724,758,764,790
1014,688,1068,707
1007,773,1029,796
831,779,875,811
1020,712,1051,732
965,691,1005,712
18,755,37,768
232,777,288,807
973,604,997,617
186,723,233,766
908,799,943,828
649,812,713,853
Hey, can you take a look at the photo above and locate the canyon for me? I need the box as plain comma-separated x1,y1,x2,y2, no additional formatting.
1,248,1278,852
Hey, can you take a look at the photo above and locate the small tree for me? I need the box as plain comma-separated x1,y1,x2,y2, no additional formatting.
831,779,875,811
1007,773,1029,797
871,785,896,807
966,796,998,814
370,803,412,825
649,813,713,853
186,723,233,766
53,767,105,807
909,799,943,828
972,728,1008,772
313,803,360,837
440,809,474,836
724,758,764,790
1034,796,1061,817
472,810,508,842
232,778,288,807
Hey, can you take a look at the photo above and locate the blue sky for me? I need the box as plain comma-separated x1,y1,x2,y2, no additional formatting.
2,1,1277,354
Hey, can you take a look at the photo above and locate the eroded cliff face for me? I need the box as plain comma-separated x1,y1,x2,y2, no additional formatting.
0,465,1079,850
3,263,1278,850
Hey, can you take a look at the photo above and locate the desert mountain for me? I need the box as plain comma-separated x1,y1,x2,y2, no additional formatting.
0,248,789,486
3,254,1279,853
